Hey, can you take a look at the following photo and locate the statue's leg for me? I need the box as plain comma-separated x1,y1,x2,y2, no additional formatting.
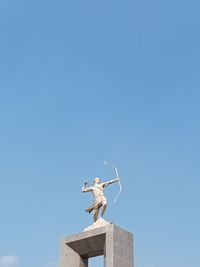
93,208,99,222
101,199,107,218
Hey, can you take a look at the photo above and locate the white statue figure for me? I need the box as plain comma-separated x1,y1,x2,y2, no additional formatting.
82,177,119,222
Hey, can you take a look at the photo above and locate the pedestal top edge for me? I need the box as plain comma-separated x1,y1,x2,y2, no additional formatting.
62,224,133,243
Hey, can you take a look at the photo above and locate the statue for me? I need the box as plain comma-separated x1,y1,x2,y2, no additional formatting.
82,177,119,222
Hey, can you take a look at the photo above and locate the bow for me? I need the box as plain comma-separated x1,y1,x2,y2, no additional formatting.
104,161,122,202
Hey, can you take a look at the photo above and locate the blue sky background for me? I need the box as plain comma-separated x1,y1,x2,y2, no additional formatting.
0,0,200,267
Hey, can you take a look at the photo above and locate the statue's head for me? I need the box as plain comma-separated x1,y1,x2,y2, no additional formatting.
94,177,101,184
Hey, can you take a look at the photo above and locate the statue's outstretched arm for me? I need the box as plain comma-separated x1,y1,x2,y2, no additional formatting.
102,178,119,188
82,181,93,192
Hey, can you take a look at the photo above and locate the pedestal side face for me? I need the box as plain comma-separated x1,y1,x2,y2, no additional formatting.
60,240,88,267
105,225,134,267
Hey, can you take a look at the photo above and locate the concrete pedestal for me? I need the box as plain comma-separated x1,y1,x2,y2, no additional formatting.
60,224,134,267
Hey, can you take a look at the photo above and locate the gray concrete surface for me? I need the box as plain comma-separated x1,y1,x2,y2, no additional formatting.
59,224,133,267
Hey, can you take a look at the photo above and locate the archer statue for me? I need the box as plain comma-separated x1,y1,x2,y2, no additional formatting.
82,177,119,222
82,161,122,223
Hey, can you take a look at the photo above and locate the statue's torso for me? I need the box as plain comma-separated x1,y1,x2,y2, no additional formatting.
91,184,105,200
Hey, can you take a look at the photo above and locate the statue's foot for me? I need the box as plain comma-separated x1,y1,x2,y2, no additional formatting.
85,207,93,213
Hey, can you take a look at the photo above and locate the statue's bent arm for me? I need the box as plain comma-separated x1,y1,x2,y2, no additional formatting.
102,178,119,188
82,182,93,193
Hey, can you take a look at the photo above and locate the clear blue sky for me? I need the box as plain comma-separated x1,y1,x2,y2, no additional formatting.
0,0,200,267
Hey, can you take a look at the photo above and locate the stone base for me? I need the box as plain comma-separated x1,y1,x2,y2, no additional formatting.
83,217,110,232
60,224,134,267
